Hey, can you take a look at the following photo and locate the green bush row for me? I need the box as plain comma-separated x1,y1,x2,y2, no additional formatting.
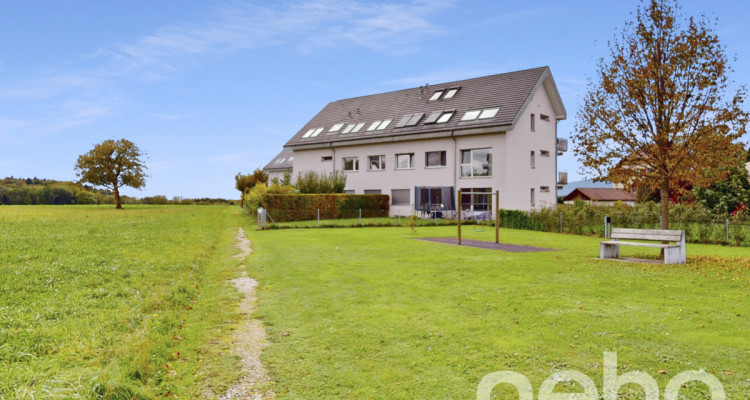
261,194,390,222
497,201,750,245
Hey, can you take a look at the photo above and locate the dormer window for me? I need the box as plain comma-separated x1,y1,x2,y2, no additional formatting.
429,90,444,101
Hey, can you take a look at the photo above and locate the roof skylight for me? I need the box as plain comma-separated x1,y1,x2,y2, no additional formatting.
328,123,345,133
342,124,355,134
396,113,424,128
443,87,460,99
351,122,365,133
461,107,499,121
367,119,393,132
429,90,444,101
309,127,324,137
302,129,315,138
377,119,392,130
436,111,454,123
461,110,481,121
478,108,499,119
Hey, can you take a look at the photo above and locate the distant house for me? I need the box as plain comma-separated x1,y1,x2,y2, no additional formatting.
265,66,568,216
263,148,293,183
557,179,614,198
563,188,637,206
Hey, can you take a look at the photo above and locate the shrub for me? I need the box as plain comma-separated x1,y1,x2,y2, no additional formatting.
261,193,389,222
295,170,347,194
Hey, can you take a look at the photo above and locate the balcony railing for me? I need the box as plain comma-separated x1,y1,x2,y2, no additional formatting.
556,138,568,155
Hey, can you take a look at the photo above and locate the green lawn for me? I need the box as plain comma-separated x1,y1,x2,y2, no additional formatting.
244,224,750,399
0,205,246,399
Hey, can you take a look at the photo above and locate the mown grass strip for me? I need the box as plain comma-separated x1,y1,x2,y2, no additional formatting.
245,224,750,399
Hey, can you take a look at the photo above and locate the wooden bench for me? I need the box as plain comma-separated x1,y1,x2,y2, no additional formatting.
600,228,686,264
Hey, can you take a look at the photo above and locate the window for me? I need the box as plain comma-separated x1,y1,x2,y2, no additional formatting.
391,189,410,205
429,90,444,101
540,186,550,193
321,156,332,162
530,151,535,169
530,114,535,132
288,156,294,162
540,114,550,122
478,108,499,119
274,158,285,164
460,188,492,211
368,155,385,170
436,111,454,123
443,87,460,99
395,113,424,128
328,123,345,133
351,122,365,133
424,110,455,124
343,157,359,172
345,190,355,194
460,148,491,177
540,150,550,157
530,188,535,206
461,109,481,121
342,124,356,134
366,119,392,132
309,127,324,137
461,107,499,121
396,153,414,169
364,189,381,195
425,151,447,168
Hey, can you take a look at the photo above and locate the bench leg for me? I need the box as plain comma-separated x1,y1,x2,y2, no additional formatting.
663,247,685,264
600,243,619,259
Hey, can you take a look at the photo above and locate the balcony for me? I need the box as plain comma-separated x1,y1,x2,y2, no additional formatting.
556,138,568,155
558,171,568,185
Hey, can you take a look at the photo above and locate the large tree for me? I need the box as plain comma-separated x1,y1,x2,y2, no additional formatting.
573,0,748,229
75,139,147,209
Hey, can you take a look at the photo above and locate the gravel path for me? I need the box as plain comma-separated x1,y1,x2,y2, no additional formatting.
218,228,275,400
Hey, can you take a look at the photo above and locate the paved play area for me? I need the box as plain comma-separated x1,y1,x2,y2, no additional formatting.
418,237,557,253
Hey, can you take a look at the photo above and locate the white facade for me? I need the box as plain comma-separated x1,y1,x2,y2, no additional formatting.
292,84,560,216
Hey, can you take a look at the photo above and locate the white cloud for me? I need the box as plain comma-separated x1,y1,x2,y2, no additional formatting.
95,0,451,78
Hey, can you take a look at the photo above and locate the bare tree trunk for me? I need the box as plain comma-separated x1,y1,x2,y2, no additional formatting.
114,185,122,209
660,180,669,230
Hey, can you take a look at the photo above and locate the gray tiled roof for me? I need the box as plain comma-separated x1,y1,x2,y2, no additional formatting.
284,66,563,148
564,188,637,202
263,148,293,171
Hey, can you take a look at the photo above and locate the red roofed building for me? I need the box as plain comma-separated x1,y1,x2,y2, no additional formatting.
562,188,637,206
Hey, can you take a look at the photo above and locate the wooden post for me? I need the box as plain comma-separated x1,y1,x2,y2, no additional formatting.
495,190,499,243
457,189,462,245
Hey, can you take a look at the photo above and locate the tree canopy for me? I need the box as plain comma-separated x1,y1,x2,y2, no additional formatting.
75,139,147,209
573,0,748,228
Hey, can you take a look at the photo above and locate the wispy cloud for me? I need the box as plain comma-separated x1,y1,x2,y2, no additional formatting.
96,0,451,79
387,65,502,88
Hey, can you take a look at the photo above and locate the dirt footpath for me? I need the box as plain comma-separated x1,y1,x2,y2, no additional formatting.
219,228,275,400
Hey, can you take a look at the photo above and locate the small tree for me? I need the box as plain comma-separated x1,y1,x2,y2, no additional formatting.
573,0,748,229
235,168,268,205
75,139,147,209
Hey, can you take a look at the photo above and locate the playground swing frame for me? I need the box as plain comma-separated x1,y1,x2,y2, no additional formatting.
457,189,500,245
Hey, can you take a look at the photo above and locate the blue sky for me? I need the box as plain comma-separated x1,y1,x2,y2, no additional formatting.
1,0,748,199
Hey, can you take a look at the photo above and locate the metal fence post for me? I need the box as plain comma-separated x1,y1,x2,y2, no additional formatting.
726,219,730,242
317,208,320,227
398,215,401,226
559,212,563,233
359,208,362,224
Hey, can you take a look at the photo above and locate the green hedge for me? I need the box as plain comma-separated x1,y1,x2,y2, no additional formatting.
261,194,389,222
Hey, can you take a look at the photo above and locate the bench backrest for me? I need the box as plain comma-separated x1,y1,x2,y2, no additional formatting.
610,228,684,242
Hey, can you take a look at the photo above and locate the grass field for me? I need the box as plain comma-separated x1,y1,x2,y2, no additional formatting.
244,223,750,399
3,206,749,399
0,205,246,399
